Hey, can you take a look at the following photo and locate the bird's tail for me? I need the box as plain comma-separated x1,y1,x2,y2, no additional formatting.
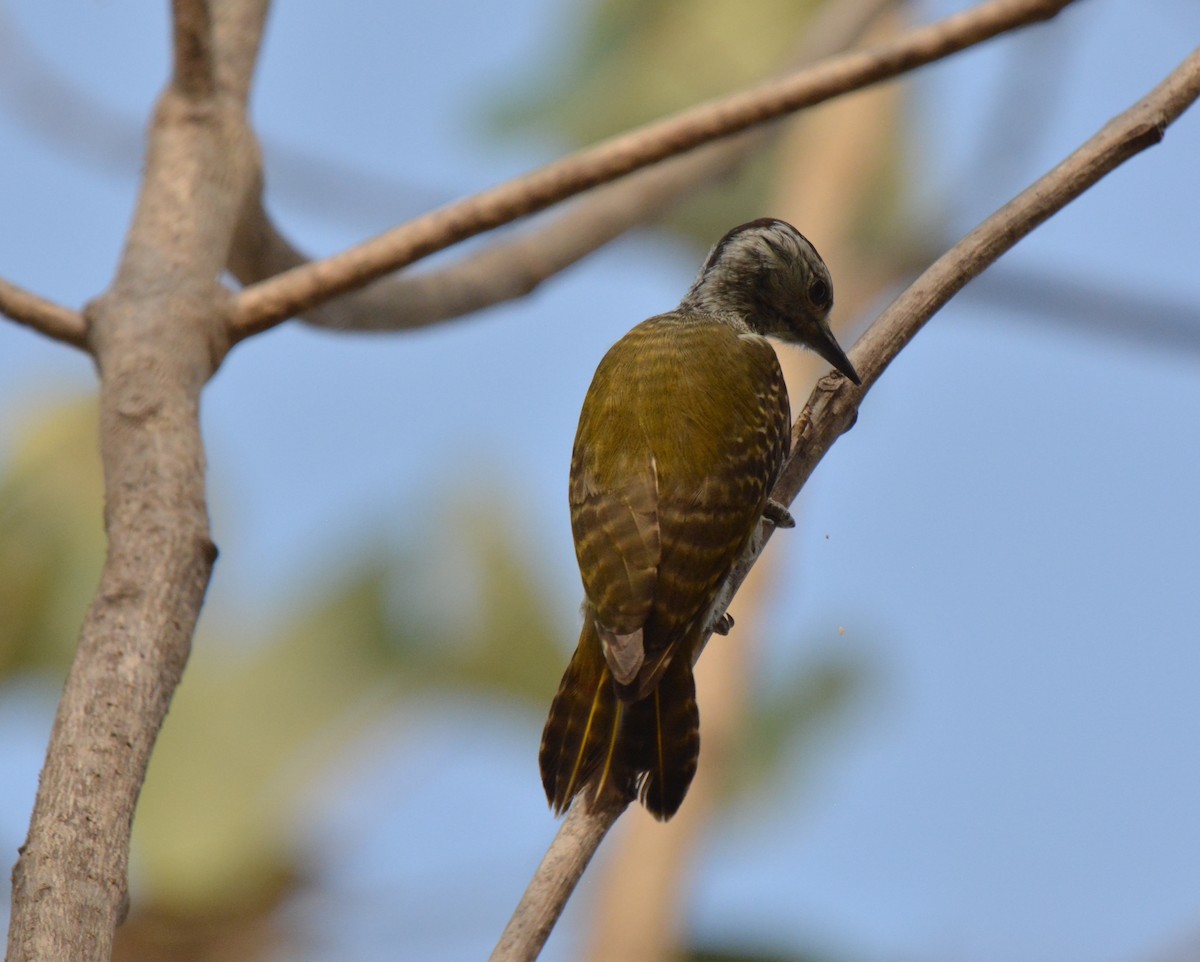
628,653,700,819
539,615,700,820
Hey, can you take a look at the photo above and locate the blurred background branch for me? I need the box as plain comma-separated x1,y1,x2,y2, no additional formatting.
227,0,1079,339
229,0,896,333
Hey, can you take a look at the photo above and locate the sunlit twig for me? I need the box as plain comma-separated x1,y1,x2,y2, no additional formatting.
230,0,1078,340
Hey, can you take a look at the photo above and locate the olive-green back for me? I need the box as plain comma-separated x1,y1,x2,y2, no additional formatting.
569,313,791,679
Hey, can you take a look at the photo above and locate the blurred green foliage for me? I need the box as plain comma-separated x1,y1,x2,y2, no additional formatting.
0,400,105,673
2,391,867,947
497,0,822,139
491,0,824,244
730,655,868,804
0,398,571,915
3,5,894,961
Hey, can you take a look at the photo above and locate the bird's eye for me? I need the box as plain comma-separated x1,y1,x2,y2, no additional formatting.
808,279,830,306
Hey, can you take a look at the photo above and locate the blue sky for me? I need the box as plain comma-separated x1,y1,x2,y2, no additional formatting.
2,2,1200,961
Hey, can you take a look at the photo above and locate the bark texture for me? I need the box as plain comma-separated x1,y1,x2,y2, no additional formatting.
4,2,265,956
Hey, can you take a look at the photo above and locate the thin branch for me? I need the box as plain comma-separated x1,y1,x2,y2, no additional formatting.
489,800,625,962
229,0,1077,340
171,0,215,99
0,1,407,224
229,147,740,333
961,264,1200,359
486,43,1200,962
172,0,270,105
0,276,88,349
229,0,897,333
775,44,1200,506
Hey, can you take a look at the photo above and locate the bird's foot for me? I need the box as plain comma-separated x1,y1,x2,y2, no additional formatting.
712,612,735,636
764,499,795,529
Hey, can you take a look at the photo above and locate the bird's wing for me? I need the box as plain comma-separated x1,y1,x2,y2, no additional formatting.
570,438,660,686
569,318,791,696
637,328,791,692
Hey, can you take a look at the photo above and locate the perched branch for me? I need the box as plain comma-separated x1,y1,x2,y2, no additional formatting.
229,0,1077,340
486,43,1200,962
775,44,1200,507
489,801,626,962
0,276,88,349
230,0,896,332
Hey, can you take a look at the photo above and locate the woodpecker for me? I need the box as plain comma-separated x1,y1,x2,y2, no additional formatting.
539,218,860,820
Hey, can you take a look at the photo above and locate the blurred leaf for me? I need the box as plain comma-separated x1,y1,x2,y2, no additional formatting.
725,652,871,802
495,0,821,141
402,499,568,705
135,493,570,910
134,558,403,910
0,398,105,675
488,0,825,245
0,397,571,913
113,877,291,962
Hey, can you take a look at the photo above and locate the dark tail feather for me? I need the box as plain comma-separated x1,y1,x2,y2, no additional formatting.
632,654,699,820
540,619,700,820
539,619,625,814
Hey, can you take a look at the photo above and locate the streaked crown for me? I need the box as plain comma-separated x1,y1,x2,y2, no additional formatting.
678,218,859,384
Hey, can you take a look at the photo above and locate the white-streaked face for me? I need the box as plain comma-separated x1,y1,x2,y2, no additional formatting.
677,218,858,383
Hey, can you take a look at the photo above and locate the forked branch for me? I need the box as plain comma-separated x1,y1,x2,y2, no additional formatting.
487,43,1200,962
488,800,627,962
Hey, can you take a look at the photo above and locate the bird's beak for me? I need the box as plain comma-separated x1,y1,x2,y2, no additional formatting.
813,321,861,385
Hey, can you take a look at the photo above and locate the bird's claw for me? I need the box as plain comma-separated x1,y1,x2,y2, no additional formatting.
764,499,795,529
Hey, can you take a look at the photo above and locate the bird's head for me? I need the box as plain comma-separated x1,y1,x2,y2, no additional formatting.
679,217,860,384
